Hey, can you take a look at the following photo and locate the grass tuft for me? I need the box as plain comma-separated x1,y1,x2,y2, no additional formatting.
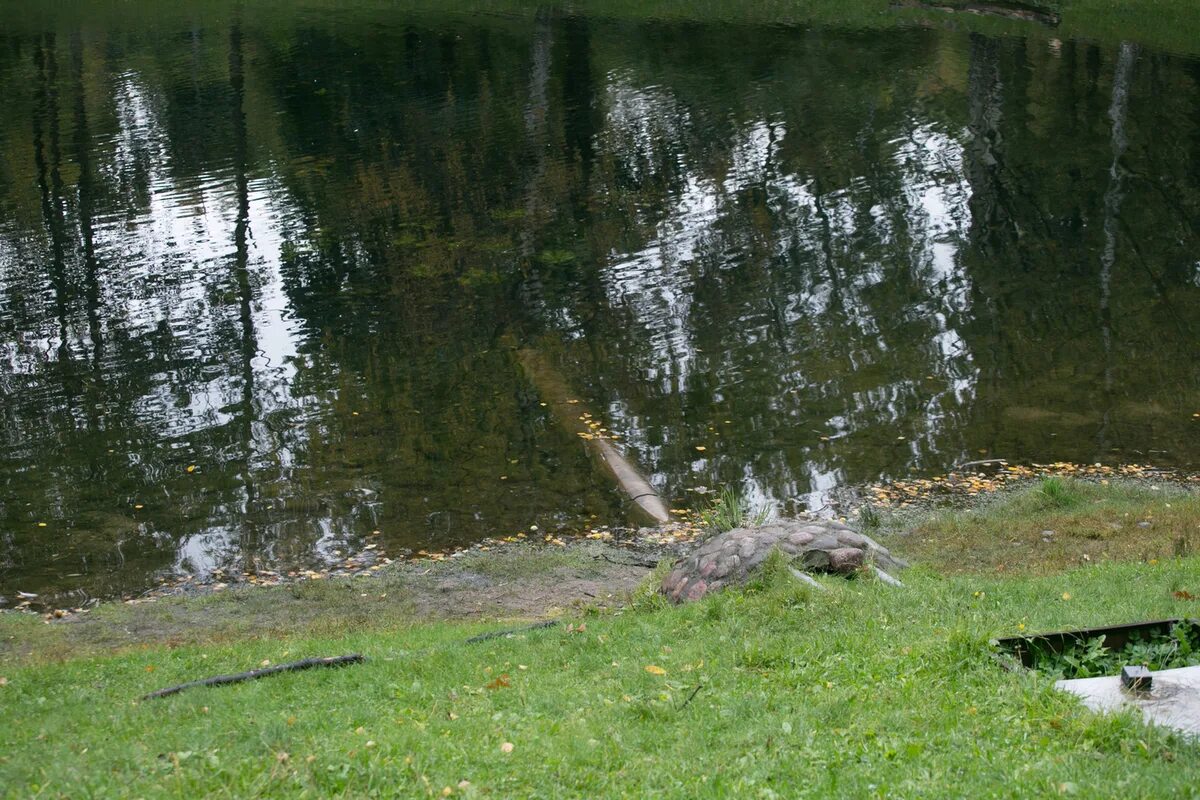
1037,476,1085,509
697,486,771,534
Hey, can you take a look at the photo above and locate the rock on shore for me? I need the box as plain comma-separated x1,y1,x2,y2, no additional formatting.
661,519,905,603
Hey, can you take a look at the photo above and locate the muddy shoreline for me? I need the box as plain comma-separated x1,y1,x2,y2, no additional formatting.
5,461,1198,633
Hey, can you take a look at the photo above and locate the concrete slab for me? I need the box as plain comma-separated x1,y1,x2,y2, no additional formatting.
1056,665,1200,738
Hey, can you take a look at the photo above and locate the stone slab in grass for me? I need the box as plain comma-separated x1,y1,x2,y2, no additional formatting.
661,519,906,603
1057,665,1200,739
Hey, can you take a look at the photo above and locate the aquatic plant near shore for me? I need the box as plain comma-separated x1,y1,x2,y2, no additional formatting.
697,486,772,534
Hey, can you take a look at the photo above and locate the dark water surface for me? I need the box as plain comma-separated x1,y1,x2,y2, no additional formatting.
2,2,1199,604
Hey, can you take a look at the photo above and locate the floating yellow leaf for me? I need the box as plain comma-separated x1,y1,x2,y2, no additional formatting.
186,465,196,473
694,446,706,452
644,665,666,675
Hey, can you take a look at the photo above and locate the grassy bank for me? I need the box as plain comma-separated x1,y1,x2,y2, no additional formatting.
3,557,1200,797
6,0,1200,57
874,476,1200,574
0,544,651,664
3,482,1200,796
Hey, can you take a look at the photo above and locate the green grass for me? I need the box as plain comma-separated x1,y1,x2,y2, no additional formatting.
5,0,1200,58
4,555,1200,798
878,478,1200,574
4,482,1200,796
697,486,772,534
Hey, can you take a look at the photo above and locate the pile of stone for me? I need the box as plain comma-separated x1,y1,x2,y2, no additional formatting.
661,519,906,603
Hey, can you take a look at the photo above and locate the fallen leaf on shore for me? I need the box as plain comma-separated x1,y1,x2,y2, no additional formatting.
1173,590,1196,601
644,665,667,675
485,674,511,690
500,742,514,753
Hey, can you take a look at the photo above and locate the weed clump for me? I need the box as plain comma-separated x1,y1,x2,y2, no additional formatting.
1037,476,1084,509
697,486,771,534
1029,622,1200,679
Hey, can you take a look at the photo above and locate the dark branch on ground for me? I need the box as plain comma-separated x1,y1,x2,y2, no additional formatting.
465,620,557,644
141,654,365,700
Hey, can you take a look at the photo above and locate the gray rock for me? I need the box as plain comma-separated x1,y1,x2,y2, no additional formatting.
661,518,907,603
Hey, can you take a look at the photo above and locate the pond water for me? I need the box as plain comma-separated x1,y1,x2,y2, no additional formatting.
2,2,1199,605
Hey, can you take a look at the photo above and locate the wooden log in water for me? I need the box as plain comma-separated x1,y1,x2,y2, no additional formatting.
511,343,671,525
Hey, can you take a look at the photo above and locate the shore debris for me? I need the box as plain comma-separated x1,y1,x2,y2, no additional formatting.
860,462,1191,510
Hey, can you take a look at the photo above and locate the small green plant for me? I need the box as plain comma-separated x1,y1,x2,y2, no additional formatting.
1028,623,1200,679
858,503,881,531
1037,476,1084,509
698,486,771,534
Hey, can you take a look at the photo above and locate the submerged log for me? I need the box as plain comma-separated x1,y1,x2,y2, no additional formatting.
511,342,671,525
